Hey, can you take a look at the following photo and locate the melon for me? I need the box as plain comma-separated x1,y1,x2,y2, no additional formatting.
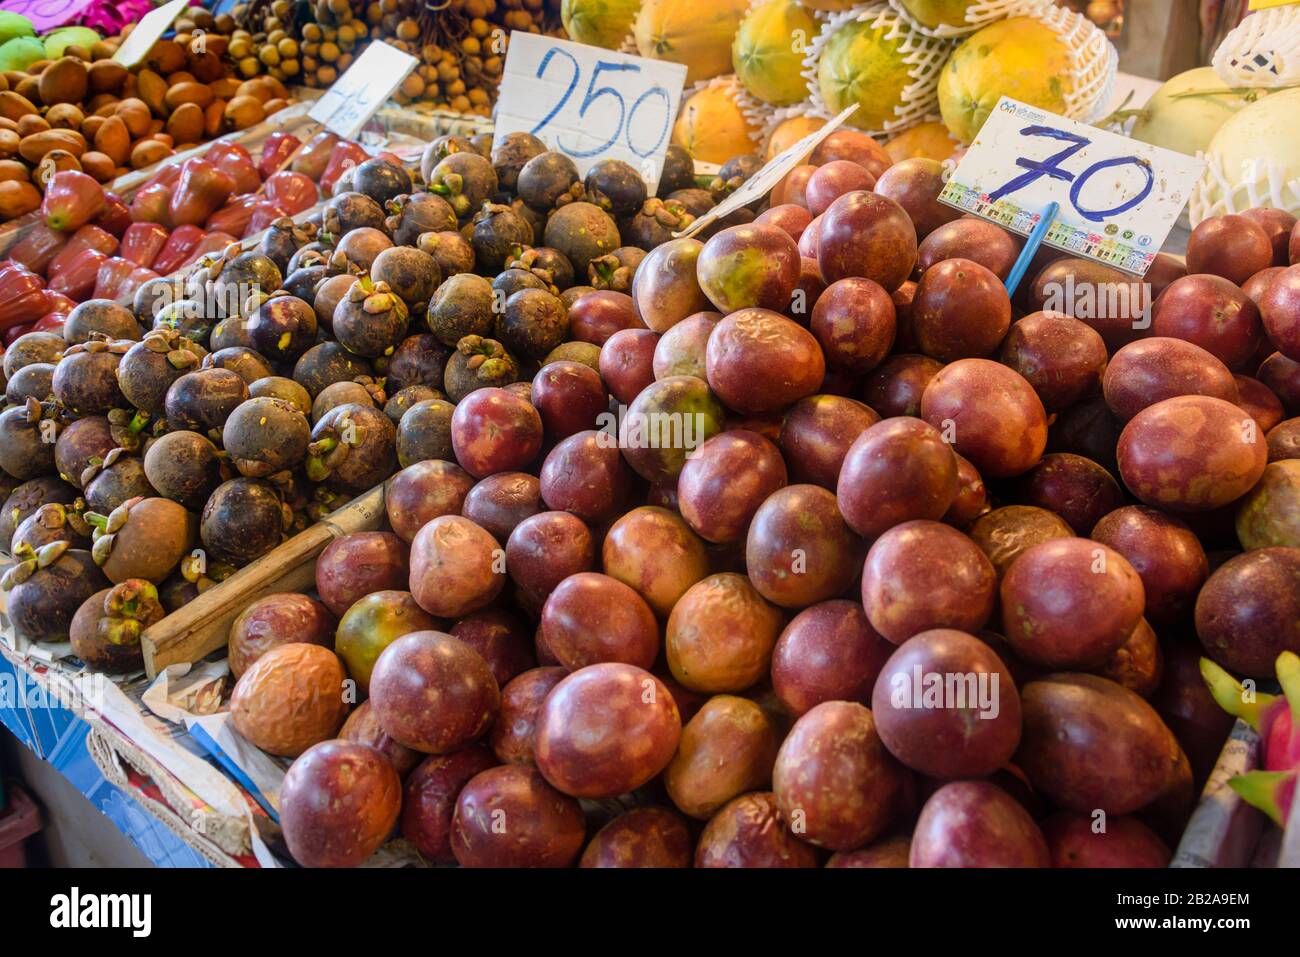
0,36,43,73
561,0,643,50
0,12,34,47
815,16,917,134
733,0,820,107
1192,88,1300,224
938,17,1074,143
766,114,828,159
885,120,961,162
635,0,751,84
672,81,763,164
1130,67,1267,158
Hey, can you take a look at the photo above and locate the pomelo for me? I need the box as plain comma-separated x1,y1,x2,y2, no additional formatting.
884,120,961,162
938,18,1075,143
766,114,828,159
1130,67,1267,158
561,0,643,50
733,0,820,107
672,80,763,164
815,16,918,134
635,0,751,84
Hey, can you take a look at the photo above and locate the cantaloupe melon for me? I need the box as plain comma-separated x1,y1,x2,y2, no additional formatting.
1130,67,1267,158
938,17,1074,143
635,0,752,84
1191,88,1300,223
561,0,643,50
733,0,820,107
672,80,763,164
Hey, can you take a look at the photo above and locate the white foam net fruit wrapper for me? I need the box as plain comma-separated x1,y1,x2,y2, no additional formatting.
801,2,953,138
1025,0,1118,126
1212,7,1300,88
886,0,1038,38
1189,90,1300,224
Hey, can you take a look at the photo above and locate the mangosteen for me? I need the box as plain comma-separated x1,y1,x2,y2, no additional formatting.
416,230,476,278
209,313,254,352
518,151,582,212
260,217,318,273
657,144,698,198
153,298,212,342
12,501,91,553
429,152,498,219
511,198,547,243
246,293,318,362
249,376,311,415
203,347,275,386
5,332,64,378
427,273,495,348
293,342,372,398
384,385,440,424
314,272,361,332
507,246,575,290
385,334,451,393
83,449,156,513
332,278,410,359
164,367,249,436
491,131,546,192
444,335,521,403
668,187,714,219
560,285,596,310
544,201,621,272
313,381,377,422
159,572,200,612
201,478,288,567
209,250,284,319
386,192,458,246
496,289,569,359
54,416,115,488
472,202,535,274
336,227,394,271
223,397,311,478
588,246,647,292
86,495,195,584
6,363,54,405
0,477,78,553
287,241,332,274
143,431,222,508
133,276,187,324
396,398,455,467
324,191,387,236
118,329,206,417
283,264,328,302
371,246,441,309
53,339,129,414
1,542,107,643
70,579,166,673
585,160,649,219
710,154,764,203
0,399,58,480
64,299,141,344
494,268,551,299
619,198,694,251
420,135,476,179
353,158,413,206
306,403,397,492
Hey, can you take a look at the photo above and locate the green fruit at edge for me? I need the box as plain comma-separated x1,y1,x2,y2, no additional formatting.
0,12,35,46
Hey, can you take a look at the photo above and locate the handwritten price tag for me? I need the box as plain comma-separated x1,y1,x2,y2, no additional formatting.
938,97,1204,276
112,0,191,67
0,0,95,32
308,40,418,141
493,31,687,193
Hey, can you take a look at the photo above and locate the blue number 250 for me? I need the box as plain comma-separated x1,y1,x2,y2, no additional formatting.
530,50,671,159
987,125,1154,223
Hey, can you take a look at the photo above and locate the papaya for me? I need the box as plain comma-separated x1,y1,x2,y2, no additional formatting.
938,17,1074,144
635,0,751,84
671,80,762,164
766,114,827,159
562,0,642,50
884,120,961,162
732,0,818,107
815,16,918,134
897,0,981,31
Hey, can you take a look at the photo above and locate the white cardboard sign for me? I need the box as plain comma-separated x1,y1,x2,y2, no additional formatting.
113,0,190,67
493,31,687,193
677,104,860,239
309,41,419,141
938,96,1204,276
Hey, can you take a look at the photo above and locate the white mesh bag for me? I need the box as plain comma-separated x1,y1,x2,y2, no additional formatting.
1026,0,1118,126
802,2,953,138
1212,7,1300,88
886,0,1039,38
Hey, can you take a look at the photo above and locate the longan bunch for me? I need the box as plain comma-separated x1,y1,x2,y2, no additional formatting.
227,0,306,83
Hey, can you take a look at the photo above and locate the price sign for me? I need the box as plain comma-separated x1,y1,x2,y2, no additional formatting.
0,0,95,32
938,97,1204,276
678,104,859,239
494,31,687,193
112,0,191,67
1249,1,1299,9
309,40,418,141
